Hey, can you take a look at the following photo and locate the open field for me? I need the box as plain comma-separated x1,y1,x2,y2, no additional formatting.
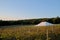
0,25,60,40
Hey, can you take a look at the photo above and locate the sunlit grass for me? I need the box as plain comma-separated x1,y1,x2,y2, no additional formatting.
0,25,60,40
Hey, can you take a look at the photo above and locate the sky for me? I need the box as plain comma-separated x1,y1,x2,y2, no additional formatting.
0,0,60,20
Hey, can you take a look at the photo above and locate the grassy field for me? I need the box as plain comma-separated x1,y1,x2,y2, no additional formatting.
0,25,60,40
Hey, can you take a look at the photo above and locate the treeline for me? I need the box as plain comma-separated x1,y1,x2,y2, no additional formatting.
0,17,60,26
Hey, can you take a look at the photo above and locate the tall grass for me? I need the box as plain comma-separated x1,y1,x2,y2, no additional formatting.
0,25,60,40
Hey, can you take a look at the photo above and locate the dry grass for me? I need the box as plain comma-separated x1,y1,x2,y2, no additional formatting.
0,25,60,40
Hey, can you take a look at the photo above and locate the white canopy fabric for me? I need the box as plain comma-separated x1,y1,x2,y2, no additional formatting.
35,22,53,26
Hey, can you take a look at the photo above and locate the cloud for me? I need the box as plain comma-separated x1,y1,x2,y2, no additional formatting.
0,16,21,20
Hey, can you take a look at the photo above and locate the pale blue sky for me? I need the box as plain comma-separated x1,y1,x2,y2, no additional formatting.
0,0,60,20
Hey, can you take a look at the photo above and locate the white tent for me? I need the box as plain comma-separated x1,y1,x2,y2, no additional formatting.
35,22,53,26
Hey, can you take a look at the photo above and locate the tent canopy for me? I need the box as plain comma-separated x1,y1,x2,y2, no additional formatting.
35,22,53,26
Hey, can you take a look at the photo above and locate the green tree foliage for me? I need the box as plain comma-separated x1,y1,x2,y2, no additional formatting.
0,17,60,26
